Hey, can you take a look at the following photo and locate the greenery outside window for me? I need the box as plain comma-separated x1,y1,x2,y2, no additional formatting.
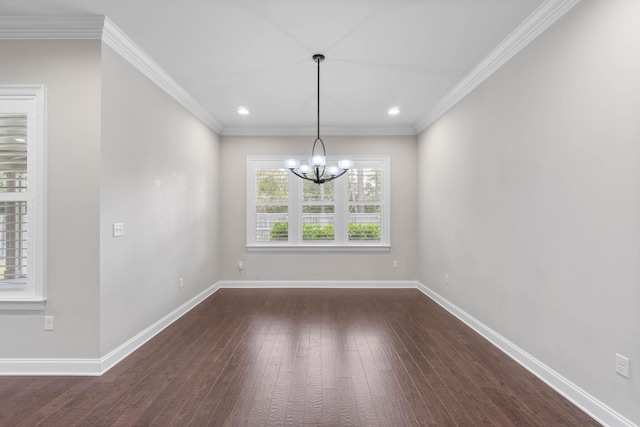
247,156,390,250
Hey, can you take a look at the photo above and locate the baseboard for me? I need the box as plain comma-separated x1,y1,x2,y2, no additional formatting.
98,282,221,375
0,358,102,376
0,280,635,427
0,282,221,376
416,282,636,427
218,280,418,289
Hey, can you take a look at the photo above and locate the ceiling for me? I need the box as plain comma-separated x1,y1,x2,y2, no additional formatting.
0,0,557,135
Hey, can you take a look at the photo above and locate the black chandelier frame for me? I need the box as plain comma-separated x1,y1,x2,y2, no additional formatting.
286,54,352,184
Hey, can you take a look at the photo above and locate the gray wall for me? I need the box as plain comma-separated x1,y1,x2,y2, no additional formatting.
0,40,102,358
219,135,417,282
99,44,221,355
417,0,639,423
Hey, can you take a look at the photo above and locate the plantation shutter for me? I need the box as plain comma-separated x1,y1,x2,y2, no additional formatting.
0,113,28,285
254,168,290,242
301,179,335,241
247,156,389,248
347,164,383,241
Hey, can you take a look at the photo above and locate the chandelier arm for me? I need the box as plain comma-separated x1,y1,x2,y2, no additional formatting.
330,168,349,180
288,168,310,180
288,168,327,184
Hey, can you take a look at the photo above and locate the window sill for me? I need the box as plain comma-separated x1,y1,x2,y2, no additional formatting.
247,245,391,253
0,299,46,311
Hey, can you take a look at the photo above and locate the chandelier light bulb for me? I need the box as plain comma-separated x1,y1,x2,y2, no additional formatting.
298,164,312,174
310,155,326,166
338,159,354,170
284,159,300,169
327,166,339,176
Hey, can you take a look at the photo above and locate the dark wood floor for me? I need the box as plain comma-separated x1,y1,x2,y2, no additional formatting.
0,288,599,426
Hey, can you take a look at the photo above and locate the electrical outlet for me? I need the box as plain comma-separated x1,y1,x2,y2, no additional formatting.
112,223,124,237
179,278,184,288
616,353,630,378
445,273,449,284
44,316,54,331
393,261,398,269
238,260,244,270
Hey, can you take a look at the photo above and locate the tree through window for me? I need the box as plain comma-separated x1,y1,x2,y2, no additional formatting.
248,157,390,248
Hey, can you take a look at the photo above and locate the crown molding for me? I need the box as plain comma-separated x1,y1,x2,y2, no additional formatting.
0,15,223,134
0,3,581,138
0,15,104,39
414,0,581,134
101,18,223,133
221,125,417,136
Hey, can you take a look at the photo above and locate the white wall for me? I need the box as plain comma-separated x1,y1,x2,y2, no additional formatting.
0,40,102,358
219,135,417,282
417,1,639,423
99,45,221,355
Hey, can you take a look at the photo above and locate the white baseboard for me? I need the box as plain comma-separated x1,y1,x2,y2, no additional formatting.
416,282,636,427
0,358,102,376
0,280,635,427
0,282,221,376
98,282,221,375
218,280,418,289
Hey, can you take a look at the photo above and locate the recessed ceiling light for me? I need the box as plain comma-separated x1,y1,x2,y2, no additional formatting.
238,107,250,115
388,107,400,116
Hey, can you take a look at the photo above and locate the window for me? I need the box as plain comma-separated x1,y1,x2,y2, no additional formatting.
0,86,46,310
247,156,390,250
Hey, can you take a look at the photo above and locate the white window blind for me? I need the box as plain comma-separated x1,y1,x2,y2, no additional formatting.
247,156,390,250
254,168,289,242
347,167,383,241
0,86,45,309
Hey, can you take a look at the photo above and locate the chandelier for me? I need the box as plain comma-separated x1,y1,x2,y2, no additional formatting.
285,54,353,184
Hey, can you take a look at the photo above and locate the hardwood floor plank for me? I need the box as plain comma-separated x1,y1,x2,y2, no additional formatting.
346,348,377,427
242,322,293,426
382,321,460,426
358,319,417,426
0,377,68,425
0,289,601,427
17,378,95,427
49,297,224,426
82,304,221,426
302,320,323,425
403,322,514,427
185,318,269,426
153,320,248,426
220,319,281,426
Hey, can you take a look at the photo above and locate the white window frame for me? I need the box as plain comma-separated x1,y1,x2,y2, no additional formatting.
0,85,46,310
247,155,390,252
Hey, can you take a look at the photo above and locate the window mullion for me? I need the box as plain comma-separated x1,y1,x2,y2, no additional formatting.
289,172,300,244
335,175,346,245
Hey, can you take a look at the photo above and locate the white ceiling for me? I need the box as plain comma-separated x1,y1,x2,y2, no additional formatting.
0,0,558,135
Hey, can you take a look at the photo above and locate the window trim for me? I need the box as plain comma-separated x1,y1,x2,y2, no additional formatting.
0,85,46,311
247,155,390,251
